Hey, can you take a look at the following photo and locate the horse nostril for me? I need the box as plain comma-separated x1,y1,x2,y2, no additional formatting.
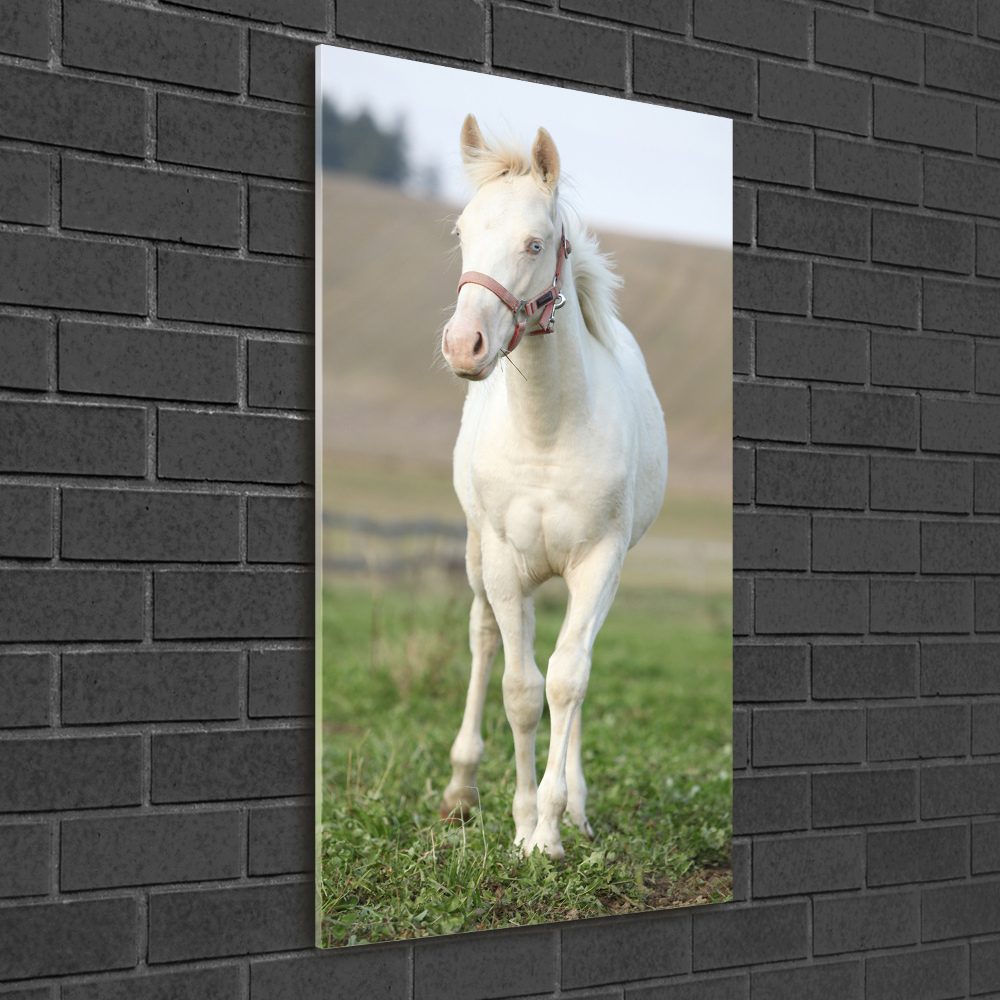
473,333,484,357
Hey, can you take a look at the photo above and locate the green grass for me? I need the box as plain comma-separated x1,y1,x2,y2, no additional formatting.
319,579,732,946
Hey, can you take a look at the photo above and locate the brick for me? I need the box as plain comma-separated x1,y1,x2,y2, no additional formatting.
978,579,1000,632
0,736,140,812
0,314,49,391
249,340,313,411
627,976,747,1000
757,448,867,509
979,224,1000,278
923,399,1000,454
0,0,49,58
0,231,146,314
64,967,241,1000
733,512,808,570
634,35,754,114
813,516,918,573
733,252,808,314
755,833,863,897
694,0,807,58
0,569,143,642
817,136,920,204
163,0,325,30
733,383,807,443
816,8,921,81
60,321,238,403
875,83,974,153
152,728,312,803
339,0,483,61
813,263,918,327
924,522,1000,574
760,62,869,135
0,64,144,155
0,485,51,558
974,819,1000,873
733,644,808,701
925,155,1000,219
692,901,808,970
732,185,752,246
158,410,311,485
733,708,748,770
923,641,1000,694
149,882,313,962
871,579,972,634
733,445,753,503
813,642,917,699
978,342,1000,394
872,332,972,391
875,0,973,32
867,945,967,999
63,157,240,247
978,462,1000,512
248,496,313,564
813,768,916,827
975,703,1000,755
733,316,751,375
812,388,917,450
0,898,137,979
983,0,1000,39
249,184,313,257
751,962,862,1000
927,34,1000,100
494,7,623,88
869,704,969,760
733,122,811,186
756,577,866,634
922,762,1000,818
814,890,919,955
64,0,239,92
62,488,240,562
159,249,311,332
733,577,750,636
249,804,312,875
733,774,809,835
924,881,1000,942
972,938,1000,995
983,108,1000,162
62,811,241,890
753,707,864,765
562,911,688,988
0,653,52,728
0,824,49,897
925,278,1000,337
0,147,50,225
158,94,311,181
251,949,409,1000
561,0,687,32
732,843,749,903
249,647,312,717
871,456,971,513
869,825,969,886
873,210,973,274
154,569,312,639
756,320,867,384
62,650,240,724
757,191,868,261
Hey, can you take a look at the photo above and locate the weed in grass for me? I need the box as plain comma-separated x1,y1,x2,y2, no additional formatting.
319,579,732,945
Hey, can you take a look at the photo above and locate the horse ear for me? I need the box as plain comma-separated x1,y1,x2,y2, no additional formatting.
531,127,560,190
461,114,485,164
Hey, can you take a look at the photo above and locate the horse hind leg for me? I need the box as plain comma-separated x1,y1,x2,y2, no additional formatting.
566,707,595,839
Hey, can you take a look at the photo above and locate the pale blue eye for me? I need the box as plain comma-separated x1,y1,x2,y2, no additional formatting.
528,241,542,254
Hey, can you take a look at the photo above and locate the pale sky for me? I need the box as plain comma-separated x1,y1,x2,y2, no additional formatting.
318,46,732,248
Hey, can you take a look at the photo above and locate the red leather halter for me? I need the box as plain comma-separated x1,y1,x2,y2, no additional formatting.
456,226,572,354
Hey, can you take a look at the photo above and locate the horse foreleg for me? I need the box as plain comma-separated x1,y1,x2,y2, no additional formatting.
566,707,594,839
527,539,624,860
440,591,500,821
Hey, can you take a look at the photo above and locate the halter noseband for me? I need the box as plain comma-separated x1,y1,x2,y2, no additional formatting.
456,226,572,354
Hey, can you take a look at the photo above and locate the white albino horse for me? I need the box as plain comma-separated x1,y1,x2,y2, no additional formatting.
439,115,668,860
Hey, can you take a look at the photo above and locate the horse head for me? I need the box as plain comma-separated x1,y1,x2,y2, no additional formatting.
441,114,565,380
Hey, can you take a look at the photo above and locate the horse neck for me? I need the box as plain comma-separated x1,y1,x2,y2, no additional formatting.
503,267,592,441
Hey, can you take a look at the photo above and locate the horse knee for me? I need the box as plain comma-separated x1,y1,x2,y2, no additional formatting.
502,669,544,729
545,646,589,710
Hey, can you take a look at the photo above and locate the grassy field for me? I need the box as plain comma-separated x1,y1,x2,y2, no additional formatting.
319,577,732,946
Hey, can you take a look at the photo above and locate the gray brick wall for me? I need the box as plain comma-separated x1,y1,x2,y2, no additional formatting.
1,0,998,996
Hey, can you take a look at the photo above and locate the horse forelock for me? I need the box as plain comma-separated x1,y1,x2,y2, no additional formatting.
462,136,531,188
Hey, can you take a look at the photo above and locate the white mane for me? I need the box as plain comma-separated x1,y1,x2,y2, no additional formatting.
462,139,625,355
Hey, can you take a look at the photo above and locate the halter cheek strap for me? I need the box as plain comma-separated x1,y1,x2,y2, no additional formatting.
456,226,572,354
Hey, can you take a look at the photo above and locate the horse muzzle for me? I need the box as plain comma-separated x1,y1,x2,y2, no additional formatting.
442,320,497,380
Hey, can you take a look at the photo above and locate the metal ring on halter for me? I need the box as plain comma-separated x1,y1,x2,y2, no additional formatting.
553,293,566,310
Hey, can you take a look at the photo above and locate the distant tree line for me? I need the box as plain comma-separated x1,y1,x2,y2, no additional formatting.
321,99,408,185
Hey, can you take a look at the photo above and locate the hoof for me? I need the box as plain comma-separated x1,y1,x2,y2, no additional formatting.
439,801,472,824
